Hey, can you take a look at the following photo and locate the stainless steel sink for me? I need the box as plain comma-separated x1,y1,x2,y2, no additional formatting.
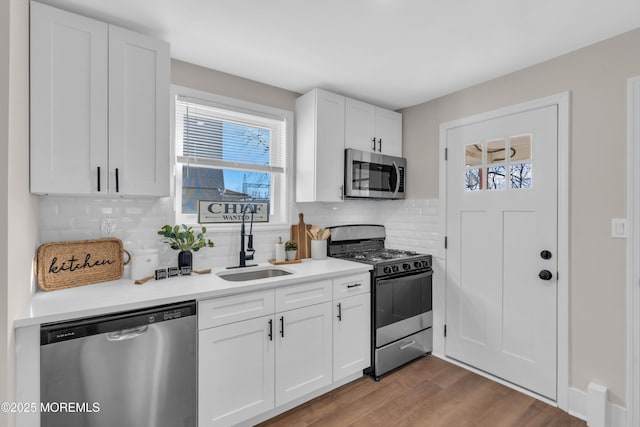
217,267,293,282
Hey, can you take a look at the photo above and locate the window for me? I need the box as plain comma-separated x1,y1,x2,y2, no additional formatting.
172,87,292,225
464,134,532,192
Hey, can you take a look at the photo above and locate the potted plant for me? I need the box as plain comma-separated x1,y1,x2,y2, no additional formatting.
285,240,297,261
158,224,214,273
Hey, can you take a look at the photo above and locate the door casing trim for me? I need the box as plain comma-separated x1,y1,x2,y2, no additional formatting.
626,76,640,427
438,92,570,410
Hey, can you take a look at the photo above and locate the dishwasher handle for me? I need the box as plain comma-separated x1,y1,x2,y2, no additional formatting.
106,325,148,341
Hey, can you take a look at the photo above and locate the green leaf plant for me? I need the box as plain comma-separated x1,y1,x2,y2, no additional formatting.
157,224,214,252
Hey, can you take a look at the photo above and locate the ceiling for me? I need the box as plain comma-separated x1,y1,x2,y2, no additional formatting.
40,0,640,110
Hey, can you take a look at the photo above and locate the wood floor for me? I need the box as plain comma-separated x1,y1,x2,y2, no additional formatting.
258,356,586,427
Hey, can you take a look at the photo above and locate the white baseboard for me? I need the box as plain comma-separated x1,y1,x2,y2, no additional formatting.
568,386,627,427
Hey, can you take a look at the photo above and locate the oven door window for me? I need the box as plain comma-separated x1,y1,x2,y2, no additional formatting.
375,271,433,329
351,161,398,192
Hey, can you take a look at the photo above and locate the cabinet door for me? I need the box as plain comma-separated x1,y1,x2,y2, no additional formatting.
108,26,170,196
375,107,403,157
199,315,275,427
295,88,345,202
333,293,371,381
276,302,332,406
345,98,376,153
30,2,108,195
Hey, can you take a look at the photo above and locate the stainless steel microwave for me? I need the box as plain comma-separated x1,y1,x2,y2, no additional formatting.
344,148,406,199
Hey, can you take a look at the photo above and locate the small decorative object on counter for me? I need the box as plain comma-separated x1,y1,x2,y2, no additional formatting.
275,237,286,263
131,249,159,281
134,267,212,285
285,240,298,261
157,224,214,274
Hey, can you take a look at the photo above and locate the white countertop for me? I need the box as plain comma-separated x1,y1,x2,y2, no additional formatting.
14,258,371,328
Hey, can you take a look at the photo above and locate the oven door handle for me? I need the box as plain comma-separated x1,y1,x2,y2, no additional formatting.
376,270,433,286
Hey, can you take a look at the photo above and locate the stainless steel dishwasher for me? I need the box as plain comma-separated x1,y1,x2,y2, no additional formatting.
40,301,197,427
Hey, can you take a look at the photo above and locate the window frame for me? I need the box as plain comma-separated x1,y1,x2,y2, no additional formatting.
170,85,293,229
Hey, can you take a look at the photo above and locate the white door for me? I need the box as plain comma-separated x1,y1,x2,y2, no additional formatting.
333,293,371,381
275,303,332,406
445,105,558,400
198,315,275,426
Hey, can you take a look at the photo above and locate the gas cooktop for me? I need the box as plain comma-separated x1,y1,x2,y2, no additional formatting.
327,225,432,276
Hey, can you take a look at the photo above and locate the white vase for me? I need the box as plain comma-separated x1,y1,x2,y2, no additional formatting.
286,250,297,261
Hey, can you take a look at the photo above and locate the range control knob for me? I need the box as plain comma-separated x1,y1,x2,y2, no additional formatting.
414,261,421,269
392,265,400,273
403,263,411,271
383,266,392,274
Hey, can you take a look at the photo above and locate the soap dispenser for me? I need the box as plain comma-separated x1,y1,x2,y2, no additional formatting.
275,236,286,263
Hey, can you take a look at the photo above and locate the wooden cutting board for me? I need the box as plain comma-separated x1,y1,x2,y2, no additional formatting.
291,213,312,259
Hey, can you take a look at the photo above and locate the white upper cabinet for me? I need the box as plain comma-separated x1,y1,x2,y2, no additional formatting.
108,26,170,197
30,2,170,196
295,88,345,202
345,98,402,157
30,2,108,195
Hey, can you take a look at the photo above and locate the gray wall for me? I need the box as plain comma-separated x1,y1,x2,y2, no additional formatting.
172,59,299,111
401,27,640,405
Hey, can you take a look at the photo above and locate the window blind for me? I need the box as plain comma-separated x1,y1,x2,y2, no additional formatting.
175,95,286,173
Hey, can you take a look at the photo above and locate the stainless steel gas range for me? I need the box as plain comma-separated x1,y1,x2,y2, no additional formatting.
328,225,433,380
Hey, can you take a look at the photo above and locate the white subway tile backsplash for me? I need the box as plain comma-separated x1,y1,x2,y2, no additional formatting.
39,196,442,274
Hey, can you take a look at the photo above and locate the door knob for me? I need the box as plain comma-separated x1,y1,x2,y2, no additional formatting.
540,250,552,260
539,270,553,280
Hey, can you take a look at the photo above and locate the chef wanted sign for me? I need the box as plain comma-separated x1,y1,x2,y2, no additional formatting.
197,201,269,224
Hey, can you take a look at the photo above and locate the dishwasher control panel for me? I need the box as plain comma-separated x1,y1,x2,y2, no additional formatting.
41,301,197,345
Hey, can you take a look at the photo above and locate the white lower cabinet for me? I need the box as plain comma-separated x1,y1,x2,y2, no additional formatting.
198,315,275,426
198,276,369,427
333,293,371,381
275,302,332,406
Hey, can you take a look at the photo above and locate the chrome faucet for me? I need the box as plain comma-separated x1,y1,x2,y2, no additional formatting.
228,204,257,269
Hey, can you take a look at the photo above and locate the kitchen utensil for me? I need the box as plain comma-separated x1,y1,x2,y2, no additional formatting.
321,229,331,240
291,213,312,259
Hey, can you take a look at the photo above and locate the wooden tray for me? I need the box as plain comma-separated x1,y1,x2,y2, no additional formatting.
269,259,302,265
35,238,130,291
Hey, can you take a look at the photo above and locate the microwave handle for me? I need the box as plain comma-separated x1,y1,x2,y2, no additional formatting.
392,161,401,197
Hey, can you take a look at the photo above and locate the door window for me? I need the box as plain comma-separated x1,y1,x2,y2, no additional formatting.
464,135,532,191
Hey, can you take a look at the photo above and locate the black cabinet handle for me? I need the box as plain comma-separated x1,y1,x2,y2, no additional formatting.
378,138,382,152
268,319,273,341
115,168,120,193
97,167,101,192
337,302,342,321
347,283,362,288
371,137,376,151
280,316,284,338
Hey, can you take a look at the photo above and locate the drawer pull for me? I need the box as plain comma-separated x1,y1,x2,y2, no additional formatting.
280,316,284,338
400,340,416,350
268,319,273,341
347,283,362,288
